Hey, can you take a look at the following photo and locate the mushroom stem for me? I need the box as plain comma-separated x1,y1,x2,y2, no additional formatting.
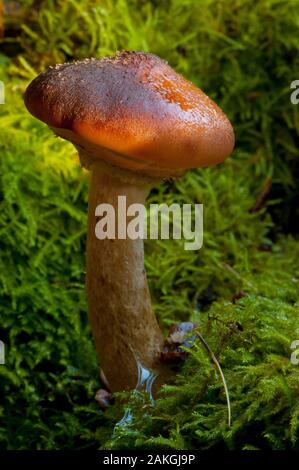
86,163,164,392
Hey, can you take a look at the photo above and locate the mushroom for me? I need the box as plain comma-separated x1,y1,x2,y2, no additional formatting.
24,51,234,393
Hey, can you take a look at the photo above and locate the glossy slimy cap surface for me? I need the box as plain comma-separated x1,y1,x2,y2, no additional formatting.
24,51,235,178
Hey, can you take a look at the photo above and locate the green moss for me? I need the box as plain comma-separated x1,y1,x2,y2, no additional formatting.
0,0,299,450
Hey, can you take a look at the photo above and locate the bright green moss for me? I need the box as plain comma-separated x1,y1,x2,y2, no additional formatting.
0,0,299,450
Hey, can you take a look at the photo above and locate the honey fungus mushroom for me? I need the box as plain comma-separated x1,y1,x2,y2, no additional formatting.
24,51,235,392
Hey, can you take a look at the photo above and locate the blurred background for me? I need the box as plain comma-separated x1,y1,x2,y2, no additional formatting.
0,0,299,450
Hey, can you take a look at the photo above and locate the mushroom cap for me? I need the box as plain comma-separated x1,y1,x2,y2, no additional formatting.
24,51,235,177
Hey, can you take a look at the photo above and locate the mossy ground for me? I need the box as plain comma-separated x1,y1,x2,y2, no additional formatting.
0,0,299,450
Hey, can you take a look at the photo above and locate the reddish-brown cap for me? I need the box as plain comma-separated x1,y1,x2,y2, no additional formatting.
24,51,234,177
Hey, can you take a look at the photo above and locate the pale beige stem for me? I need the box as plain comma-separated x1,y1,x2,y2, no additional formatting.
86,163,164,392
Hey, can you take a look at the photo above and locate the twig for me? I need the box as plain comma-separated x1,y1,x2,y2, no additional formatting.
195,330,231,428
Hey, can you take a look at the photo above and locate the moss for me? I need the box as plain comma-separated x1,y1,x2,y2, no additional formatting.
0,0,299,450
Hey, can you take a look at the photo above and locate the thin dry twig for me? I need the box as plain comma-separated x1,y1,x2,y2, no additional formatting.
195,330,231,428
